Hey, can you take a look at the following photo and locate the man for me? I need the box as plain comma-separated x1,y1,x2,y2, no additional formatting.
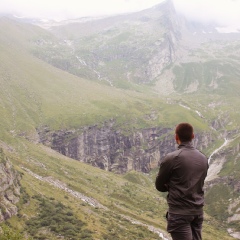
155,123,208,240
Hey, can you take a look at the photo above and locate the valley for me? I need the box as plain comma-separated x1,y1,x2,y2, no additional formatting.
0,0,240,239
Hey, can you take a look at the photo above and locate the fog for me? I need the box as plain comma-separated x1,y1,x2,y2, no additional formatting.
174,0,240,27
0,0,240,28
0,0,164,20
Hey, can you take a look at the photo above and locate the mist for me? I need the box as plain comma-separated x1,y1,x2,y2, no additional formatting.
0,0,240,28
174,0,240,27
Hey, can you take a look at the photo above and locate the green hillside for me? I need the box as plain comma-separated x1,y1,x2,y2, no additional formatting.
172,44,240,95
0,12,239,240
0,18,211,135
0,139,233,240
29,1,179,89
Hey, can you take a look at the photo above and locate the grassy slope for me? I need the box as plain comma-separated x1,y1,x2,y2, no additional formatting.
0,37,208,134
0,18,210,135
2,139,234,240
0,18,235,239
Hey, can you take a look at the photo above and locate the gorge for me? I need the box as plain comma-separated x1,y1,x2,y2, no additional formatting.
37,121,215,174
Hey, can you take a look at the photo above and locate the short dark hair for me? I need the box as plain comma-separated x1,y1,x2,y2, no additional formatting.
175,123,193,142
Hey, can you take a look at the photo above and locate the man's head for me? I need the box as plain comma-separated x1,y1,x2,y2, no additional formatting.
175,123,194,144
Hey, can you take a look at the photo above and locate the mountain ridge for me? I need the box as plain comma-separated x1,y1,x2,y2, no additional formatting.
0,1,240,238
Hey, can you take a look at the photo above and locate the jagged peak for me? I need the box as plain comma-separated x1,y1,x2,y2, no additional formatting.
152,0,176,12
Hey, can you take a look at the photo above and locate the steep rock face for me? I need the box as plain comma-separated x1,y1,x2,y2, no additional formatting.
38,121,213,174
0,149,21,222
143,0,181,82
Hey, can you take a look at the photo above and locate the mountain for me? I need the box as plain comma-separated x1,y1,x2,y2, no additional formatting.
0,0,240,239
26,0,240,95
27,0,180,89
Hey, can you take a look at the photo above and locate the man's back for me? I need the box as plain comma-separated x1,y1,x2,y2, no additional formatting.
158,142,208,215
155,123,209,240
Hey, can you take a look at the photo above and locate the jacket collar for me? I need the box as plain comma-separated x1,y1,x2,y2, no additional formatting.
178,141,194,149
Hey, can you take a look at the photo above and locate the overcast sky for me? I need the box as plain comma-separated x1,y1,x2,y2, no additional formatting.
1,0,240,27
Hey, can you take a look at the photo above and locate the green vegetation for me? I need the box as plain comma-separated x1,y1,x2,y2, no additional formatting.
173,60,240,95
0,15,239,240
0,137,232,240
205,184,233,221
25,195,89,240
219,136,240,177
0,224,29,240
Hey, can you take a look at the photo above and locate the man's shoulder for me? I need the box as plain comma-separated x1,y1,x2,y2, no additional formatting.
195,148,208,159
161,150,182,166
165,149,182,160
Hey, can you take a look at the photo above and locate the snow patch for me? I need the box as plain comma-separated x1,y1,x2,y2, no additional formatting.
216,26,240,33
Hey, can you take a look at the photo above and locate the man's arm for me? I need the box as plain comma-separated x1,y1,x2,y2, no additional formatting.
155,155,172,192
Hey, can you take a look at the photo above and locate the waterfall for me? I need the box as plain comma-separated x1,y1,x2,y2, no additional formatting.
208,138,229,164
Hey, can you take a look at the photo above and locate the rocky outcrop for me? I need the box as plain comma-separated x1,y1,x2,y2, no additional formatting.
0,148,21,222
37,121,213,174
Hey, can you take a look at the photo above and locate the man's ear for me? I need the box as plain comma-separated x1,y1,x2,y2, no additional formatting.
175,134,180,143
175,134,178,141
192,133,195,139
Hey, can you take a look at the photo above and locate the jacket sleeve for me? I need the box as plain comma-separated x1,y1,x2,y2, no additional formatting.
155,154,173,192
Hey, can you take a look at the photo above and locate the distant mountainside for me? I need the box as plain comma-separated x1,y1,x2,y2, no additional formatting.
26,0,240,95
0,0,240,239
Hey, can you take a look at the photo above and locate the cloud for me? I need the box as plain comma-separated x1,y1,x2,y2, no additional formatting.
0,0,240,29
0,0,164,20
174,0,240,27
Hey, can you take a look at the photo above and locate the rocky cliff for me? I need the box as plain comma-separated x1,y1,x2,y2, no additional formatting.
0,148,21,222
37,121,214,174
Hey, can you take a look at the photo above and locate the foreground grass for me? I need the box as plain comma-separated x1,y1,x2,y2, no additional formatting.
0,136,233,240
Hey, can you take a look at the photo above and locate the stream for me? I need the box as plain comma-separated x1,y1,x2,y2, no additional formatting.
208,138,229,164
